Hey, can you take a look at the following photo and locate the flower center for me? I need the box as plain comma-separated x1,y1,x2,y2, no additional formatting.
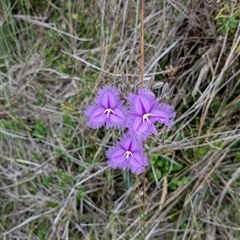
102,108,115,118
142,113,156,125
123,150,133,160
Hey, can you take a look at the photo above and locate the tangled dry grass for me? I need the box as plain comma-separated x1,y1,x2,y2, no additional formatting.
0,0,240,239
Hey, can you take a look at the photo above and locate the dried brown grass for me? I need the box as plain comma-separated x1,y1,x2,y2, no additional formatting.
0,0,240,239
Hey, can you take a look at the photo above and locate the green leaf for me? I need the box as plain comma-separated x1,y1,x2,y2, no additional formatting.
76,187,85,201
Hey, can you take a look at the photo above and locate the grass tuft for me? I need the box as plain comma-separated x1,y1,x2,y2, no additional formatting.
0,0,240,239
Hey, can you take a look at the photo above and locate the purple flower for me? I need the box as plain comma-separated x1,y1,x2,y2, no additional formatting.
126,88,176,140
106,134,148,174
155,103,176,127
85,86,126,129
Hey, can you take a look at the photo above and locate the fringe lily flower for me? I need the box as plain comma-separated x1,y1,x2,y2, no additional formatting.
127,88,176,140
106,134,148,174
85,84,176,174
85,86,126,129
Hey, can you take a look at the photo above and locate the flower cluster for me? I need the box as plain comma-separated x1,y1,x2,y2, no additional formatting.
85,85,176,174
